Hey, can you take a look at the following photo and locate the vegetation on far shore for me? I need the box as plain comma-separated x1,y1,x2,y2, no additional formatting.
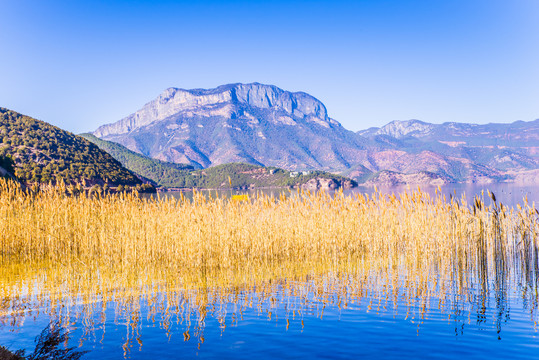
174,162,357,189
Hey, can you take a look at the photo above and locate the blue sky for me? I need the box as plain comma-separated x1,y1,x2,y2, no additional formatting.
1,0,538,133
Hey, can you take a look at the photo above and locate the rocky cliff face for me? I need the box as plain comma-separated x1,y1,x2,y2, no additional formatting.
94,83,338,138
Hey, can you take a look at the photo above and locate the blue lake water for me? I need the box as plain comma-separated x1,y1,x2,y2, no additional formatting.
2,271,539,359
155,182,539,208
357,183,539,208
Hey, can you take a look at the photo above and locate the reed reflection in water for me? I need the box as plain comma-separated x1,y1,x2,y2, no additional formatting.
1,259,538,357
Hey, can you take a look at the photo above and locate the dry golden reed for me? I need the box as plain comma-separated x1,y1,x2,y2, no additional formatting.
1,179,537,271
0,178,538,351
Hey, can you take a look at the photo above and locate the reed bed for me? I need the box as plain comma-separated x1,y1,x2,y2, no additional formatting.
1,179,537,272
0,178,538,351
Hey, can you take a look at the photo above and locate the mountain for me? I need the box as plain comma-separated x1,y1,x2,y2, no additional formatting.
0,108,141,187
92,83,539,185
359,120,436,139
94,83,373,172
359,119,539,144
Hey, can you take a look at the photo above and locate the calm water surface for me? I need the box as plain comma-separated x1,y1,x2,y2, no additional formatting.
2,273,538,359
154,183,539,208
1,184,539,359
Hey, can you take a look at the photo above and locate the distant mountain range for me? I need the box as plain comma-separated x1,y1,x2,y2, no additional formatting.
93,83,539,185
358,119,539,184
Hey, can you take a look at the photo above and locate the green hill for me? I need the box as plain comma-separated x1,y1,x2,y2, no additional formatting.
169,162,357,190
0,108,141,186
80,133,195,187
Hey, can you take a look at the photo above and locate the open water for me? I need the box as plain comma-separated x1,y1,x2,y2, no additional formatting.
155,183,539,208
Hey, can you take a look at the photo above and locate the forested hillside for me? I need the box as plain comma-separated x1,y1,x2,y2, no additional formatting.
0,108,141,186
80,133,195,187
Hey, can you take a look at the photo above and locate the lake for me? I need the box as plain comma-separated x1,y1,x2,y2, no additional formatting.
1,183,538,359
2,263,538,359
154,182,539,208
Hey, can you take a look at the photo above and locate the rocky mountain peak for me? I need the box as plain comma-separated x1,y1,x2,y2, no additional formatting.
94,83,333,138
376,119,435,138
231,83,329,120
359,119,435,139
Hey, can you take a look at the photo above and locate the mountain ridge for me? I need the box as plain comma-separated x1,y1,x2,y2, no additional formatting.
94,83,339,138
92,83,539,185
360,118,539,142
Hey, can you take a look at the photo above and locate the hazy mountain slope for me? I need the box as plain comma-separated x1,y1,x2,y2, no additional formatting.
362,150,503,181
359,119,539,175
94,83,374,171
364,170,452,187
0,108,141,186
80,133,195,187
